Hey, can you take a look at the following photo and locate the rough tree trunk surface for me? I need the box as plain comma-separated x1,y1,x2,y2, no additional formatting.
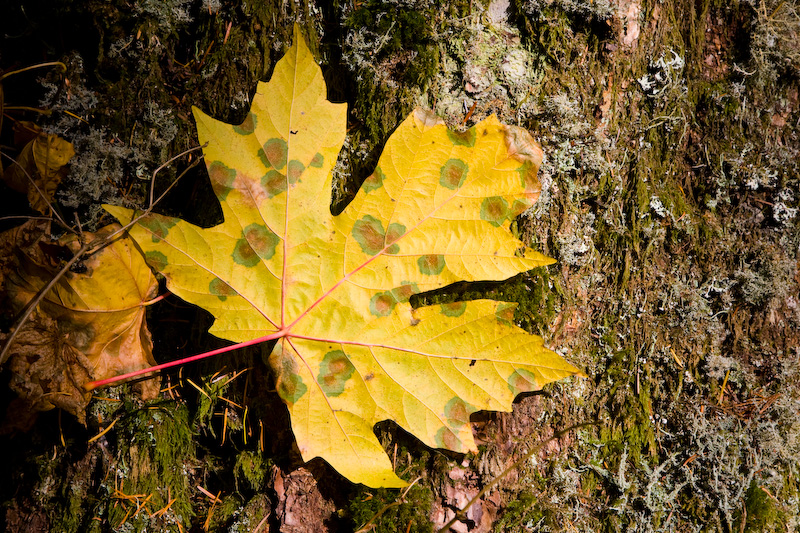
1,0,798,531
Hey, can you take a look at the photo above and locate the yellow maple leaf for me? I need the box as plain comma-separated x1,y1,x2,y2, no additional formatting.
105,26,582,487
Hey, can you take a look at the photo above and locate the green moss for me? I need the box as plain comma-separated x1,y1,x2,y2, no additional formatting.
347,484,434,533
234,450,270,491
346,2,441,88
493,487,581,532
206,493,246,531
226,494,270,533
344,1,443,143
494,492,542,531
105,402,195,531
734,481,789,532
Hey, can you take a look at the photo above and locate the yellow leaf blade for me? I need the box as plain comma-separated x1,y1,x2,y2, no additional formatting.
334,110,551,302
278,300,579,486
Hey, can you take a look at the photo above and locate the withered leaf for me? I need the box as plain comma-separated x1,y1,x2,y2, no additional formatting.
3,224,159,422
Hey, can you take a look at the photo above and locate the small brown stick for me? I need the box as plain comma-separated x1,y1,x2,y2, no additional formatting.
460,101,477,126
0,215,54,224
186,378,211,399
681,452,699,467
202,489,222,531
150,492,177,519
92,396,122,403
217,395,243,409
759,485,781,504
133,493,154,517
217,367,249,389
196,485,221,502
87,417,119,443
221,407,229,445
717,369,730,405
58,409,66,446
0,61,67,81
199,41,215,69
242,405,249,445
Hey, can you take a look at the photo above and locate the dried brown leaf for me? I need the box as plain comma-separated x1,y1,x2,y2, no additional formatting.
3,224,159,421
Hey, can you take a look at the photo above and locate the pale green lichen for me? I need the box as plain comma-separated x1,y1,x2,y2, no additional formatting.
519,0,617,21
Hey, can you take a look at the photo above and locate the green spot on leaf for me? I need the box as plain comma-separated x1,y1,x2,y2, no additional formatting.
233,241,259,267
507,369,537,395
444,397,473,427
385,222,406,255
144,251,168,271
518,161,539,193
434,426,461,452
287,160,305,184
369,292,397,317
447,127,476,147
510,199,529,217
139,214,178,243
259,138,288,169
369,283,419,317
440,301,466,317
233,223,280,266
209,277,236,301
317,350,356,396
352,215,386,256
495,303,516,325
207,161,237,200
418,254,446,276
480,196,510,227
233,112,256,135
309,152,324,168
362,167,386,193
278,371,307,405
439,159,468,190
272,342,307,405
391,283,419,303
261,170,287,198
